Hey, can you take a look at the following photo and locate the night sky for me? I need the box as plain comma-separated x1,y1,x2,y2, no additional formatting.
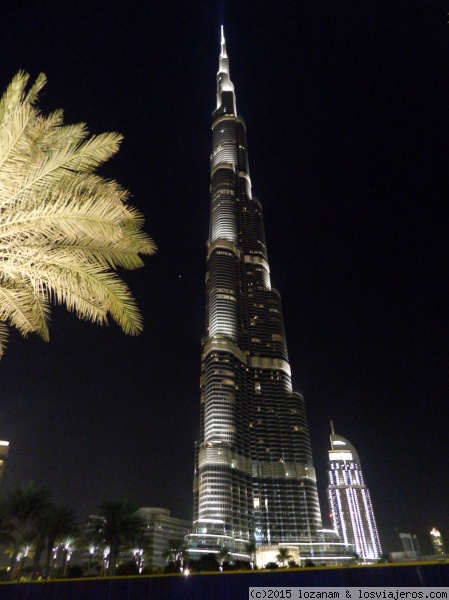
0,1,447,554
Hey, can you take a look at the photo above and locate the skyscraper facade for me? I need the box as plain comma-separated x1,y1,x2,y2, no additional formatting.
430,528,445,556
327,426,381,560
190,29,322,557
0,440,9,483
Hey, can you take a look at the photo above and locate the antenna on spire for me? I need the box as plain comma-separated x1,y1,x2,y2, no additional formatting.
330,420,335,435
220,25,227,58
216,25,236,113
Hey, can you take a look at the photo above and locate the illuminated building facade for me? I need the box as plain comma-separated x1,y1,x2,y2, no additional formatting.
430,528,445,556
327,425,381,560
0,440,9,482
137,508,191,568
190,28,322,558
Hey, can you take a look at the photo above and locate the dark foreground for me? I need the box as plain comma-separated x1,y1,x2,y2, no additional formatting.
0,562,448,600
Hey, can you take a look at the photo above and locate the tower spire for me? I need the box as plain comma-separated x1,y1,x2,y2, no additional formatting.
216,26,236,113
220,25,226,58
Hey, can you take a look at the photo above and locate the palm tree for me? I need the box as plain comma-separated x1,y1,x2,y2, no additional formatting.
128,527,153,574
276,547,293,568
78,527,101,576
0,71,155,357
217,545,231,571
161,539,179,567
245,540,256,569
162,538,188,572
60,535,77,577
92,500,144,576
0,482,52,579
37,504,78,578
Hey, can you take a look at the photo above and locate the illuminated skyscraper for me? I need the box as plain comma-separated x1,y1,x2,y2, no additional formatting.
190,28,322,557
0,440,9,482
430,528,445,556
327,424,381,560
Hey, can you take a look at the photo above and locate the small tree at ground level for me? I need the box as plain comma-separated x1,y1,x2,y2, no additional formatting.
276,547,293,568
217,545,231,571
92,501,144,576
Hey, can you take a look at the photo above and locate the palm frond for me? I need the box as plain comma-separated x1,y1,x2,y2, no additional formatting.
0,322,9,357
3,132,123,210
24,73,46,105
0,71,155,355
0,280,48,339
0,205,156,262
0,103,35,184
6,251,143,334
0,71,29,128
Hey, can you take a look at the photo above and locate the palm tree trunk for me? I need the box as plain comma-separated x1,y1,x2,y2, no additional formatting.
49,547,58,579
86,552,93,576
108,544,118,576
10,544,22,581
32,536,45,579
61,549,68,577
15,555,26,581
44,536,56,576
9,551,17,581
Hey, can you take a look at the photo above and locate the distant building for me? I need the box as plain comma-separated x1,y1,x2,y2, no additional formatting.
138,508,191,569
397,532,421,559
327,424,382,561
0,441,9,481
85,508,191,572
430,528,445,556
390,530,447,563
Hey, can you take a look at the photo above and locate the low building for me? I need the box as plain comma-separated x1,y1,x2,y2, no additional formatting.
84,507,191,572
389,532,423,562
399,532,421,559
138,508,191,569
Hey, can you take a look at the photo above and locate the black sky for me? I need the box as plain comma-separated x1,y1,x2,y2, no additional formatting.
0,1,447,554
